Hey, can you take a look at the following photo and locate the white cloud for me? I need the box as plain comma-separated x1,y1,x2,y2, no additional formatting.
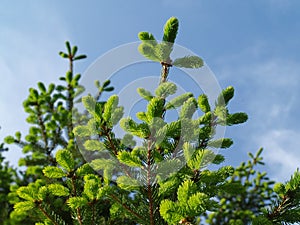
247,59,300,87
217,53,300,127
257,129,300,181
244,59,300,126
214,43,300,182
233,58,300,182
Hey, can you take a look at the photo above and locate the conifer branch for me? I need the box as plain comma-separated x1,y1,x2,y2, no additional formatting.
37,204,59,225
147,139,155,225
36,104,49,150
267,195,290,220
70,174,84,225
102,126,132,178
160,62,172,84
91,203,96,225
66,58,74,140
109,193,144,221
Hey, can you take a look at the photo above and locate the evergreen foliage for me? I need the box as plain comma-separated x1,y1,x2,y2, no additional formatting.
1,17,299,225
205,148,276,224
0,143,18,224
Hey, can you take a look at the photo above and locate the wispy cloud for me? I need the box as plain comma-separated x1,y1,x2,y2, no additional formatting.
214,42,300,182
240,59,300,127
257,129,300,181
217,46,300,126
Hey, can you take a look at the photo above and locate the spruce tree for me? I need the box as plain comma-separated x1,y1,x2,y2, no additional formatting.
3,17,300,225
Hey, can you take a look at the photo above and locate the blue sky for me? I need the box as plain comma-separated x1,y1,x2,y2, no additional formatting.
0,0,300,182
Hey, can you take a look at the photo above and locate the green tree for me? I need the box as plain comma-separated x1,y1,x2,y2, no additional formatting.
4,41,115,224
3,17,300,225
205,148,276,224
0,142,19,224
